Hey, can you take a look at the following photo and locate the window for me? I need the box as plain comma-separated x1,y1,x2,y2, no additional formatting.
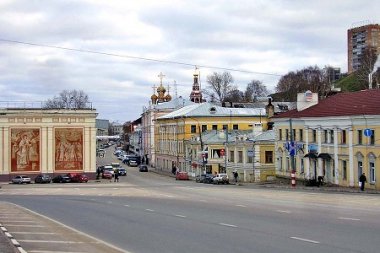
358,161,363,181
233,124,238,130
286,129,289,141
191,125,197,133
212,125,218,130
229,150,234,162
299,129,303,141
300,159,304,174
312,130,317,142
292,129,296,141
248,154,253,163
238,151,243,163
330,130,334,143
286,157,290,171
222,125,228,130
324,130,328,143
343,160,347,180
358,130,363,145
265,151,273,163
341,130,346,144
370,129,375,145
201,125,207,132
279,129,282,141
370,162,375,183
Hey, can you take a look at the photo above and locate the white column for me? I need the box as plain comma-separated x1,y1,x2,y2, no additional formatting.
348,128,354,187
304,127,310,179
334,127,339,185
317,127,323,176
47,127,54,173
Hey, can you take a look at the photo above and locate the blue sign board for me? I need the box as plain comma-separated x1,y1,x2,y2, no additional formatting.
364,128,372,137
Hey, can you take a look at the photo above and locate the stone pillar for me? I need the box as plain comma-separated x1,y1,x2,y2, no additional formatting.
348,128,354,187
334,127,339,185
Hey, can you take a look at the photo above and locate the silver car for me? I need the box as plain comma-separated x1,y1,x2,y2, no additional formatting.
12,175,31,184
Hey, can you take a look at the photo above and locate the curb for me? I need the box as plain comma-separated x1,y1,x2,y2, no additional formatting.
0,223,27,253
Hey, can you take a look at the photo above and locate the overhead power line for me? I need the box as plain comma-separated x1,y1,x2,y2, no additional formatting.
0,38,282,77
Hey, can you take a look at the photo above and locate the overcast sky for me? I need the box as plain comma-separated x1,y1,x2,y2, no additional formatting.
0,0,378,122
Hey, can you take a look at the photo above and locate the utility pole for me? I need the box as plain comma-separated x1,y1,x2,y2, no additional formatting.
289,118,296,187
224,127,228,173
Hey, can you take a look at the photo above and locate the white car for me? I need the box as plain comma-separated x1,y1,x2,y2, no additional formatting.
212,173,229,184
12,175,31,184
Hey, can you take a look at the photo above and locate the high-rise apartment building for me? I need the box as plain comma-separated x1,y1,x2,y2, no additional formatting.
347,23,380,73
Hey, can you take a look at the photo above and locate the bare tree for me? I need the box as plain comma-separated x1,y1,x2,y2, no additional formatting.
44,90,90,109
275,66,330,100
244,80,268,102
224,88,244,102
356,46,378,89
204,72,234,103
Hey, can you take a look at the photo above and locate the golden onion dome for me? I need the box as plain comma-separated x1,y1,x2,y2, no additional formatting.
157,85,166,93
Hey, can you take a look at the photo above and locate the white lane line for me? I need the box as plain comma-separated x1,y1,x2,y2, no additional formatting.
29,251,86,253
159,194,174,198
338,217,361,221
12,232,56,235
5,224,45,227
291,237,320,244
175,214,187,218
235,204,247,208
199,199,207,202
145,209,155,212
276,210,291,214
17,240,87,243
124,204,130,207
113,188,119,190
219,223,238,228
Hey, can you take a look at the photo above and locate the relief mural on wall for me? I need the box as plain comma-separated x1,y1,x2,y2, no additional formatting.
55,128,83,171
11,129,40,172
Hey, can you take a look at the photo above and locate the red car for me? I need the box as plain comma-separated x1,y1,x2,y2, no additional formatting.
70,174,89,183
175,171,189,180
102,170,113,179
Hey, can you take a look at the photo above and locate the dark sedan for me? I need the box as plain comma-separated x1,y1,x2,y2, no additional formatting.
139,165,148,172
52,175,71,183
34,174,52,184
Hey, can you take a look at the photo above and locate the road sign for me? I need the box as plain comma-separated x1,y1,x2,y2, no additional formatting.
364,128,372,137
220,149,225,156
247,150,254,157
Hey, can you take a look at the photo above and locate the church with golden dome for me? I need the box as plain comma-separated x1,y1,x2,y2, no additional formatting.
151,72,172,104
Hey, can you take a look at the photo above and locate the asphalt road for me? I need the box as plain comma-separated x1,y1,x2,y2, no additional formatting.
0,149,379,253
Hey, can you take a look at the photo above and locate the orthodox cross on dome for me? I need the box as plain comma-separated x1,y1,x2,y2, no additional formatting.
158,72,165,85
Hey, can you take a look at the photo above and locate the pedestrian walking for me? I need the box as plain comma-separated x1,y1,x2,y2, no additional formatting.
359,173,367,191
233,170,238,183
114,169,119,182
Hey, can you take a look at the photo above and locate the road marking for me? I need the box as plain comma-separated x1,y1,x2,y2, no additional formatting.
145,209,155,212
12,232,56,235
276,210,291,214
113,188,119,190
159,194,174,198
29,251,87,253
175,214,187,218
338,217,360,221
291,237,320,244
199,199,207,202
124,204,130,207
5,224,45,227
1,220,35,223
17,239,87,243
235,204,247,207
219,223,238,228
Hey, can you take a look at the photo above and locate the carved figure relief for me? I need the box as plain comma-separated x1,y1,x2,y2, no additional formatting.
11,129,40,172
55,128,83,171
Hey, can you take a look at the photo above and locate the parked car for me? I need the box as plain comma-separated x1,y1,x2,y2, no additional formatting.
195,173,214,183
128,160,138,167
70,174,89,183
11,175,31,184
175,171,189,180
103,165,114,176
34,174,52,184
118,168,127,176
102,170,113,179
139,165,148,172
212,173,229,184
52,175,71,183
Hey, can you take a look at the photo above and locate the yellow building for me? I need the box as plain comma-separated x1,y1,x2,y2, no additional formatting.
154,102,271,178
272,90,380,190
0,106,97,182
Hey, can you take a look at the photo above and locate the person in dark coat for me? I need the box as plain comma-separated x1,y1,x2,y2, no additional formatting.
359,173,367,191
